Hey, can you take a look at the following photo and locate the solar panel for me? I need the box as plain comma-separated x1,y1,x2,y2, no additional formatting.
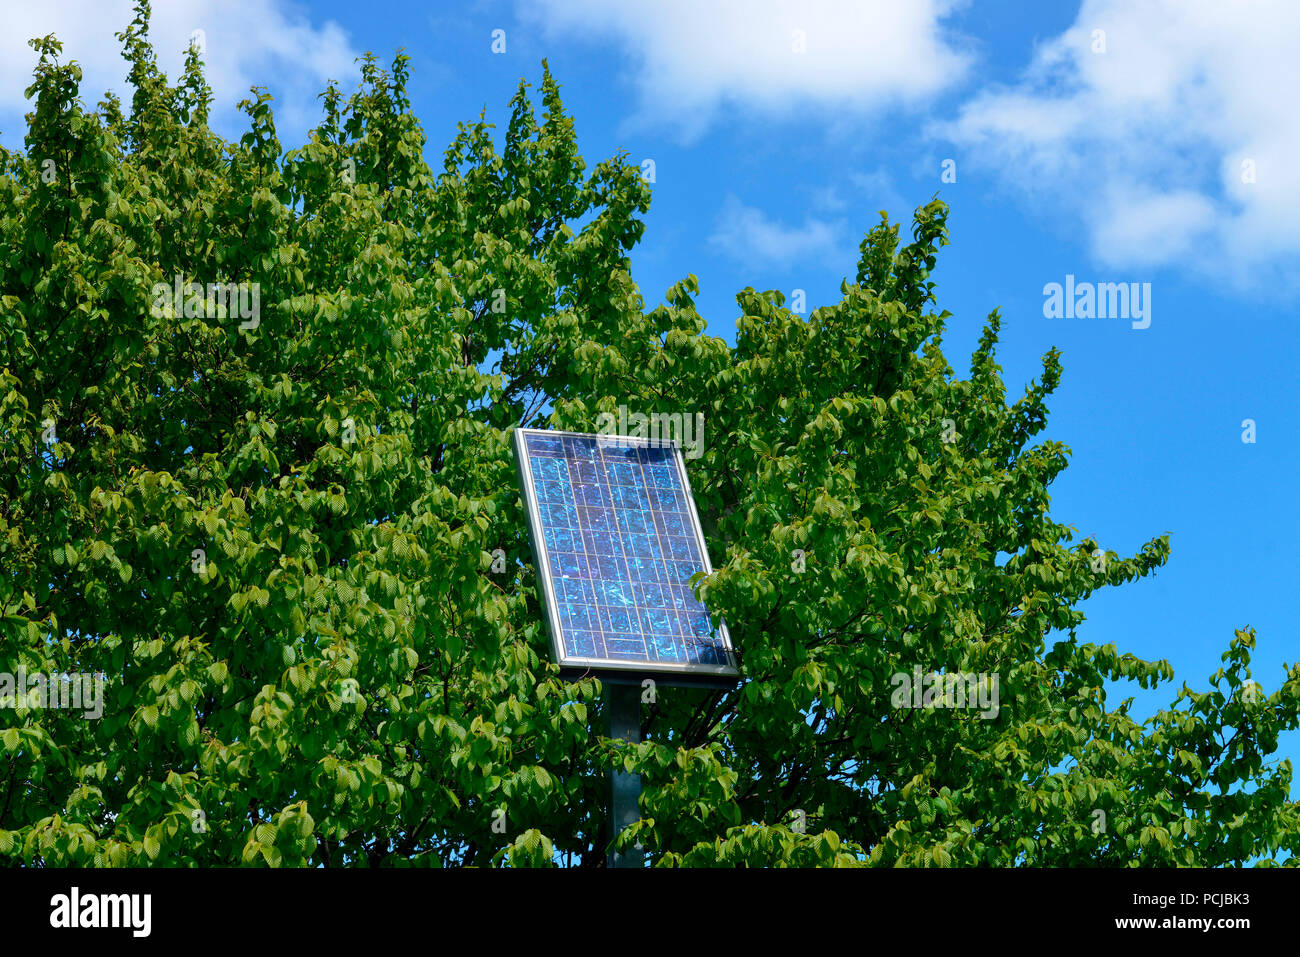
513,428,738,682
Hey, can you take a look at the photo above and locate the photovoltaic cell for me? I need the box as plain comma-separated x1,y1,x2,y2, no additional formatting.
514,429,737,678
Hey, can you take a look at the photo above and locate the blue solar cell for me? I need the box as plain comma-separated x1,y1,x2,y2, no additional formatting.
514,429,737,677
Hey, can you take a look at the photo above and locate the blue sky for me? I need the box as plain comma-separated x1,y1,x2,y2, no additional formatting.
2,0,1297,785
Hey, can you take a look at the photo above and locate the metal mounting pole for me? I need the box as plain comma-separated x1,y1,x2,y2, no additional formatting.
606,681,645,868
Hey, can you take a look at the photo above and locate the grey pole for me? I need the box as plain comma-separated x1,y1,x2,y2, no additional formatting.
606,681,645,868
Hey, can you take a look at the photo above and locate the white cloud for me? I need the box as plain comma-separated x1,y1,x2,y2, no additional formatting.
941,0,1300,289
709,193,844,267
0,0,358,144
519,0,973,142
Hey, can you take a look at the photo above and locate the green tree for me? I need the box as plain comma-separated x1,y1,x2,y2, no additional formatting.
2,4,1298,867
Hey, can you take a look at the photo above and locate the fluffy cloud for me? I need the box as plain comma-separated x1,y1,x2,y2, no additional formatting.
0,0,357,143
519,0,972,142
942,0,1300,288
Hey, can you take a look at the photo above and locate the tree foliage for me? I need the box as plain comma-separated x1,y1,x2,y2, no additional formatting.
2,4,1298,867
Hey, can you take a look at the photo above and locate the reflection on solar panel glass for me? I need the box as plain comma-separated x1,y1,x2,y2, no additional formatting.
516,430,735,675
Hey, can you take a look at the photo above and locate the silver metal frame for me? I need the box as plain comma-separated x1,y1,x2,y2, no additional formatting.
513,427,739,679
